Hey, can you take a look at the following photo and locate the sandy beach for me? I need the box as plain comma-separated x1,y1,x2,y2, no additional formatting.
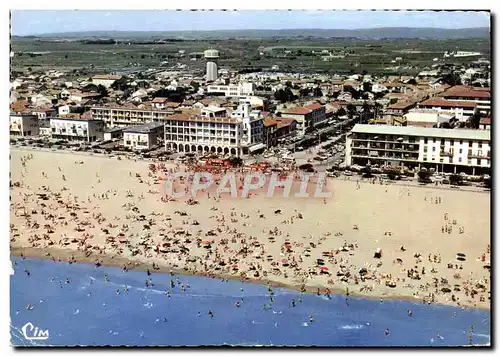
10,147,491,310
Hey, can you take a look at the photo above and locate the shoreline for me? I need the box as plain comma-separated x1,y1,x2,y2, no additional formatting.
11,247,490,312
10,147,491,314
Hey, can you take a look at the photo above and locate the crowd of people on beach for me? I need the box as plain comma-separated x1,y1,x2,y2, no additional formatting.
10,149,491,327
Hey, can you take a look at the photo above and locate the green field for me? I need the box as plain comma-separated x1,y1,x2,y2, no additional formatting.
10,37,490,76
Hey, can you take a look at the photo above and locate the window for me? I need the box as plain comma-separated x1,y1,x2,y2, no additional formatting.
459,149,462,154
432,147,436,152
460,140,463,145
450,140,454,145
424,138,428,144
433,138,436,143
458,157,462,163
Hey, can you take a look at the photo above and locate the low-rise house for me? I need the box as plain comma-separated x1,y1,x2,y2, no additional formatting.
69,90,103,103
49,117,105,142
32,107,57,120
123,122,165,150
385,102,417,117
103,127,126,141
152,97,169,109
10,114,39,137
479,116,491,130
404,109,455,128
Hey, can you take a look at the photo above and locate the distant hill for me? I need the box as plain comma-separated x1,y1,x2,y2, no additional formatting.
13,27,490,41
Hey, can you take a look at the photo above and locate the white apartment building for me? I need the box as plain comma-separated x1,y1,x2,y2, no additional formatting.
206,83,255,97
49,117,105,142
123,122,164,150
164,113,244,156
345,124,490,175
10,114,39,137
91,105,175,127
230,103,264,151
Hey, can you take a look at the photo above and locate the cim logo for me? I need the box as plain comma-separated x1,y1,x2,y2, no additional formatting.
22,322,49,341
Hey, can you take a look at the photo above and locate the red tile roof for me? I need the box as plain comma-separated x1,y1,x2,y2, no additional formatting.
480,117,491,125
419,98,477,109
441,86,490,99
152,97,169,103
387,102,415,110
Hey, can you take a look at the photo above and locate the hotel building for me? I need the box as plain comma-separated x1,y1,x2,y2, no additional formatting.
164,113,245,156
345,124,490,175
90,105,176,127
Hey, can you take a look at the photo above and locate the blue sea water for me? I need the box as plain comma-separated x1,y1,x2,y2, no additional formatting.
10,257,490,347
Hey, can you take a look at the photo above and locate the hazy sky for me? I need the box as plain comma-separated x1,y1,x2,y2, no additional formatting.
11,10,490,36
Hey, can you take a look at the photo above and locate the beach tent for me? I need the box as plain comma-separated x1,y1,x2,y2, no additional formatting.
374,248,383,259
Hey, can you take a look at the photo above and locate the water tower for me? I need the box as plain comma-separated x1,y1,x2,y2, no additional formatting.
204,49,219,82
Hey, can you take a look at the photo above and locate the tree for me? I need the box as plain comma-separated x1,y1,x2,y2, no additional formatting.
96,85,108,97
336,107,347,117
441,73,462,86
313,87,323,97
468,111,481,129
111,77,129,91
346,104,356,120
417,170,432,183
449,174,464,186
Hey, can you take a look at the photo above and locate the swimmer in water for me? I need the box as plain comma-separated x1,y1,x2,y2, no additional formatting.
309,316,314,323
408,310,412,317
291,299,296,307
24,269,30,276
197,312,201,317
208,310,214,318
234,301,241,308
104,274,109,283
116,289,120,295
385,329,390,336
65,278,70,284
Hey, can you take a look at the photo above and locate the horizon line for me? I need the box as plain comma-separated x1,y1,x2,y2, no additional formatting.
14,25,491,37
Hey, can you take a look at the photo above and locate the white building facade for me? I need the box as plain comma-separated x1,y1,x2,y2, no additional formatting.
207,83,255,97
345,124,490,175
49,117,105,142
91,106,174,127
164,113,244,156
10,114,39,137
123,122,164,150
